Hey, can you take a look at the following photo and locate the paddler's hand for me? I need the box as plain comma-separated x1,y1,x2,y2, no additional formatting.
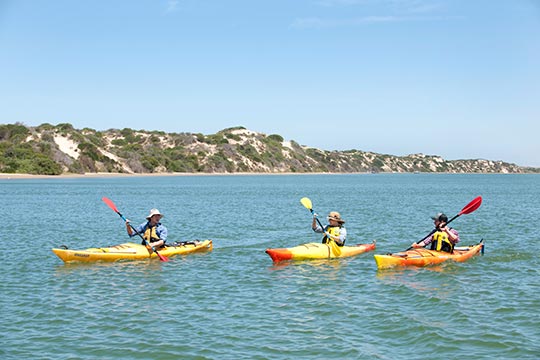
125,219,133,235
436,222,448,232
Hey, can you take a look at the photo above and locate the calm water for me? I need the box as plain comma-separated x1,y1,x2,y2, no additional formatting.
1,174,539,359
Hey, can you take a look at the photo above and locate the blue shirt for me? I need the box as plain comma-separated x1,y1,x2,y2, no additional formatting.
130,221,168,243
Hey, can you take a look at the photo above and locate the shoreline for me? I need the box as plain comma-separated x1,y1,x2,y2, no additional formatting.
0,172,363,179
0,171,530,180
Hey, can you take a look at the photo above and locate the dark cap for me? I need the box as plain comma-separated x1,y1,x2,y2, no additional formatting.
431,213,448,222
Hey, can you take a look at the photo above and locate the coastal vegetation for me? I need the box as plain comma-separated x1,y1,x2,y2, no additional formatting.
0,123,536,175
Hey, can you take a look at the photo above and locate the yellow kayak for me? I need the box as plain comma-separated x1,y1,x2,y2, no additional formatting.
52,240,213,263
266,241,376,262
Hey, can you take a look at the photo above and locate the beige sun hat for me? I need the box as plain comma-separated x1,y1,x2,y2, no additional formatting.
327,211,345,224
146,208,163,220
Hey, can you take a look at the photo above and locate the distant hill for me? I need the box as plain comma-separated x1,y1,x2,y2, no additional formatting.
1,123,537,175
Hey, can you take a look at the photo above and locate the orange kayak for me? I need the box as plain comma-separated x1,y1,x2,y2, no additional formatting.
374,240,484,269
266,241,376,263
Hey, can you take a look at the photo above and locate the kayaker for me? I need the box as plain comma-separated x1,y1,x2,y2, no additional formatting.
312,211,347,246
411,213,459,253
125,208,168,249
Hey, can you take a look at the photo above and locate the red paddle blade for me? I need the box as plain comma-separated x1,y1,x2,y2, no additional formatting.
459,196,482,215
102,197,118,213
157,253,169,262
144,244,169,262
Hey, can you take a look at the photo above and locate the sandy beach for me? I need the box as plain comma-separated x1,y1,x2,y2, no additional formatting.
0,172,230,179
0,172,341,180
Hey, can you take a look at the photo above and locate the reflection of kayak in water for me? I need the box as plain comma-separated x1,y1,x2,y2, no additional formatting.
52,240,213,263
265,241,376,263
374,240,484,270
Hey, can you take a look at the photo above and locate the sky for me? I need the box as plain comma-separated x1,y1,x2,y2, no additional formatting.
1,0,539,167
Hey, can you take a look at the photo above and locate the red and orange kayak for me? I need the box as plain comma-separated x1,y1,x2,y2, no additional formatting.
374,240,484,269
266,241,376,263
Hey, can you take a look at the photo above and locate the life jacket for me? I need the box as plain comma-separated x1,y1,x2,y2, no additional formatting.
430,230,454,253
142,223,160,245
322,226,344,246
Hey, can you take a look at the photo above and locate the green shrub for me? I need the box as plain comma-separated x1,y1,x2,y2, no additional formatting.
267,134,284,143
36,123,55,131
56,123,74,134
111,138,127,146
0,143,62,174
0,124,29,142
224,133,241,141
204,134,229,145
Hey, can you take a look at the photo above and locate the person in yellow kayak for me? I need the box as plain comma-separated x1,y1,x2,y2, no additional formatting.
125,208,168,249
312,211,347,246
411,213,460,253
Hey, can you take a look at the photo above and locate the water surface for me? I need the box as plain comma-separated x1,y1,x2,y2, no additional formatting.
2,174,539,359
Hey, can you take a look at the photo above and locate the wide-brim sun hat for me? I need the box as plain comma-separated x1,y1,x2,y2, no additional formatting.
146,208,163,220
327,211,345,224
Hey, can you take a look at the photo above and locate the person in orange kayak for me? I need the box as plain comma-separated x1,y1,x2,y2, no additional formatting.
411,213,459,253
312,211,347,246
125,208,168,249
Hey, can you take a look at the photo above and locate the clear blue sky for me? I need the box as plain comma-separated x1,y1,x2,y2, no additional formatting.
1,0,539,166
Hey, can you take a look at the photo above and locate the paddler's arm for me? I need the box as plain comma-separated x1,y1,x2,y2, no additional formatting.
312,214,323,233
411,233,432,249
411,225,459,248
147,239,164,248
442,225,459,243
125,220,144,238
157,224,168,243
324,227,346,246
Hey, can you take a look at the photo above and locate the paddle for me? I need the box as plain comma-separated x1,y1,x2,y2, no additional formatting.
406,196,483,251
102,197,169,262
300,197,342,256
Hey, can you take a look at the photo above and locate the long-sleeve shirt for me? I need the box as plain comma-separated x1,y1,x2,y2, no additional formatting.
129,221,168,243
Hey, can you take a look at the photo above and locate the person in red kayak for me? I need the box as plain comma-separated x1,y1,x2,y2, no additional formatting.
411,213,460,253
125,208,168,250
312,211,347,246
